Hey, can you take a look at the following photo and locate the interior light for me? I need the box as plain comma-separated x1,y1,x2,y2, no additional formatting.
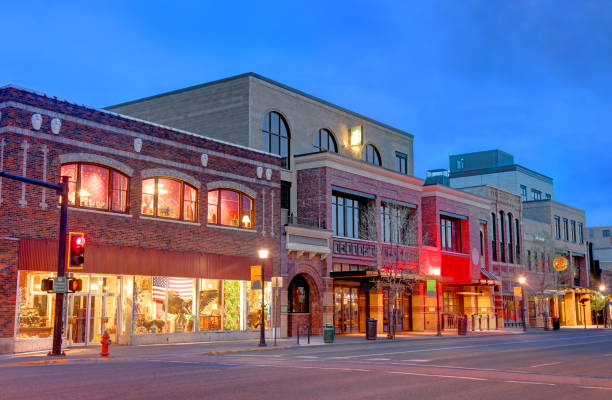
91,283,98,290
79,189,91,197
258,249,269,259
208,283,213,289
242,215,251,226
350,125,362,146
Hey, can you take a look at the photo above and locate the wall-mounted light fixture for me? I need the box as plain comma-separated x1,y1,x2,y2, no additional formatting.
350,125,362,146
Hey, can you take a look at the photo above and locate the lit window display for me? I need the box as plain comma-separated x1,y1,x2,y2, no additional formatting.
166,278,196,333
199,279,222,331
59,163,129,212
134,276,168,334
141,177,198,221
247,281,271,330
16,272,55,338
207,189,254,229
223,280,243,330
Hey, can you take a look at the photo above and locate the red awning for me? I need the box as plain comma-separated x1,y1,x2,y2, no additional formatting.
18,239,269,281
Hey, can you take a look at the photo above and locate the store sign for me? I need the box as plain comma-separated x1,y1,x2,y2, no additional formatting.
53,276,67,293
553,257,568,272
333,239,376,259
382,245,418,270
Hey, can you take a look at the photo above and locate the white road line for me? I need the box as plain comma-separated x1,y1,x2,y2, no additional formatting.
530,362,561,368
365,358,391,361
387,371,487,381
579,386,612,391
403,359,432,362
329,356,350,359
504,380,555,386
296,356,319,359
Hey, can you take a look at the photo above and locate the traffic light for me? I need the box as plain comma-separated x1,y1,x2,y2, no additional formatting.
41,278,54,292
68,278,82,292
68,232,85,269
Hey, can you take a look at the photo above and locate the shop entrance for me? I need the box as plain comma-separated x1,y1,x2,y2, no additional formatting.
383,290,412,332
66,293,117,346
334,287,359,334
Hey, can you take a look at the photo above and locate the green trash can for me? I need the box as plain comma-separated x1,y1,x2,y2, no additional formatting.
323,324,334,343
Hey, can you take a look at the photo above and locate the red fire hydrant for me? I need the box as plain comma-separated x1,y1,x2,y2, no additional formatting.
100,331,111,357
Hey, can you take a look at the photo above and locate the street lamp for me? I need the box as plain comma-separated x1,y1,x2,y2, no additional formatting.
518,276,527,332
258,249,269,347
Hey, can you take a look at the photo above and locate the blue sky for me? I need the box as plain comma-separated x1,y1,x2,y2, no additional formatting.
3,1,611,225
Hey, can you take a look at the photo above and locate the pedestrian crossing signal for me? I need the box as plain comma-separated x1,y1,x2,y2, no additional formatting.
41,278,54,292
68,278,82,292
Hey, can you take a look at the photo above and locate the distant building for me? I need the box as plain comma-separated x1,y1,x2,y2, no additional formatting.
587,226,612,289
449,150,553,201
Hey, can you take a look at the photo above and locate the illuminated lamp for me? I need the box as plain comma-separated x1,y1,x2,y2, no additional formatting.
242,215,251,228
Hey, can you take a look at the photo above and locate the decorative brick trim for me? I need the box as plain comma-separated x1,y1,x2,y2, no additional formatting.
206,180,257,198
141,168,201,189
59,152,134,177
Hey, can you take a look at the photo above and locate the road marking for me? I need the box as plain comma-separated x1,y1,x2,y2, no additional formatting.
365,358,391,361
579,386,612,391
504,380,555,386
530,362,561,368
296,356,319,359
388,371,487,381
403,359,432,362
329,356,350,359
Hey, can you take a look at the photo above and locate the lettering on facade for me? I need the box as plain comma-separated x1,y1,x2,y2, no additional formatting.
381,244,418,270
333,239,376,259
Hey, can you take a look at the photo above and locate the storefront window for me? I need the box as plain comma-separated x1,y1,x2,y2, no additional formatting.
223,280,242,330
165,278,196,333
134,276,167,334
141,177,198,221
199,279,222,331
208,189,255,229
16,272,55,338
247,281,271,330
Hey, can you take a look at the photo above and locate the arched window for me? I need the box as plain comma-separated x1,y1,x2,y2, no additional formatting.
60,163,129,212
141,177,197,221
363,144,381,166
261,111,290,168
207,189,254,229
288,274,310,313
313,128,338,153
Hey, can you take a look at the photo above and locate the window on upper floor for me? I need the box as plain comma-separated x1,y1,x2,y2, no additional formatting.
363,144,381,166
313,128,337,153
578,222,584,244
440,216,462,252
261,111,290,169
531,189,542,201
545,193,551,200
280,181,291,210
491,212,497,262
514,218,521,263
554,216,561,239
332,192,371,239
207,189,254,229
563,218,569,241
141,177,197,221
60,163,129,213
380,202,415,245
395,152,408,174
571,220,576,243
603,229,611,238
520,185,527,202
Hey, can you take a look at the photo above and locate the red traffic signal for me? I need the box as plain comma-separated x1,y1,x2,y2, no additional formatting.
68,278,82,292
68,232,85,269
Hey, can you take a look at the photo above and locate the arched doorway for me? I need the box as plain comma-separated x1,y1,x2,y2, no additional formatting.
287,273,320,336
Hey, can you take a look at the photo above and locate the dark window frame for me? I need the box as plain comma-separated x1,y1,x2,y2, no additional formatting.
554,216,561,239
363,144,381,166
440,216,461,252
313,128,338,153
207,188,254,229
395,152,408,174
261,111,290,169
60,162,129,213
332,192,367,239
142,176,198,222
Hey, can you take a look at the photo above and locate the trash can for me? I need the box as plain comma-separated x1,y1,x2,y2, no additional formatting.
552,317,560,330
323,324,334,343
457,316,468,336
366,318,377,340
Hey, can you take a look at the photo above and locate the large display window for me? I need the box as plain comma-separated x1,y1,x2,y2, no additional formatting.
16,272,56,339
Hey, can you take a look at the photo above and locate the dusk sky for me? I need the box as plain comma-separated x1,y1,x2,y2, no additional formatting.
3,1,611,225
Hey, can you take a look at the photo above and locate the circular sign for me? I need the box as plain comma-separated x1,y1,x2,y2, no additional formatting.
553,256,568,272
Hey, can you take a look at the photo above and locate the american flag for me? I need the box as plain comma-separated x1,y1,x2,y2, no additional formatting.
152,276,194,302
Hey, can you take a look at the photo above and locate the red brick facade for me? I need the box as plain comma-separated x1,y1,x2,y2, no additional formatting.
0,86,281,344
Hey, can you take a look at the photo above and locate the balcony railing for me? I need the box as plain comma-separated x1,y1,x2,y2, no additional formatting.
286,213,325,230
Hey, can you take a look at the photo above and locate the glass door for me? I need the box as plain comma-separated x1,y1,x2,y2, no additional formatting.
89,294,117,345
67,294,88,345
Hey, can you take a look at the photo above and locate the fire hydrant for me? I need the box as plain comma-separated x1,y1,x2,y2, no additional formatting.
100,331,111,357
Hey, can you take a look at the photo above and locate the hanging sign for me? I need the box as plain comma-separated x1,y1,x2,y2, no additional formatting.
513,286,522,298
250,266,262,289
553,257,568,272
427,280,437,297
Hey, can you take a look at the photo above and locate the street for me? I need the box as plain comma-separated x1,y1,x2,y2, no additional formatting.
1,330,611,399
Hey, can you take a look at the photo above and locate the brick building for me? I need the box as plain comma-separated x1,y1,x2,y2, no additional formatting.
0,86,281,353
109,74,499,337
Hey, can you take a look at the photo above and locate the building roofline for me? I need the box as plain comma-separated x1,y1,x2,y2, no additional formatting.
523,198,586,214
104,72,414,139
454,184,522,201
449,163,553,183
0,85,282,160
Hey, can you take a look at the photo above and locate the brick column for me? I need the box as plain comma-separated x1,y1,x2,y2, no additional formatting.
0,239,19,353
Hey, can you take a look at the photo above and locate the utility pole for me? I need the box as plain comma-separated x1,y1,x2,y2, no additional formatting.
0,171,68,356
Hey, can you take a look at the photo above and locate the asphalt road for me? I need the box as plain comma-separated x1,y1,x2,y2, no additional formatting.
1,330,611,399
